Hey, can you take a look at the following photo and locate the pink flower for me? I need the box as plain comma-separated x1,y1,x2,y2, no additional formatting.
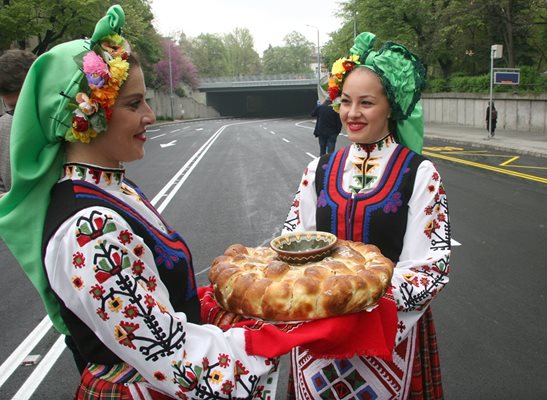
82,51,110,78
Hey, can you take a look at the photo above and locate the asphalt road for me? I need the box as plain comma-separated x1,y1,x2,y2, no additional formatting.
1,117,546,399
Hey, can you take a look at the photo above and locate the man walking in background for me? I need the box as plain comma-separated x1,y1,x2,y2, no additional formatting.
311,98,342,156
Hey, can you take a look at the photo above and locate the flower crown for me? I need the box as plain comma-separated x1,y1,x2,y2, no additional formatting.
65,33,131,143
328,54,360,112
327,32,426,121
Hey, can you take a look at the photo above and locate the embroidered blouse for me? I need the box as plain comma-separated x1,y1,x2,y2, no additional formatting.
283,136,450,344
44,163,277,399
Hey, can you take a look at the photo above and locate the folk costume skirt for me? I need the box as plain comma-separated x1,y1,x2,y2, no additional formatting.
75,363,175,400
287,307,443,400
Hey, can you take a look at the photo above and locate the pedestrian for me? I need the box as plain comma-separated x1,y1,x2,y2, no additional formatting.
0,49,36,196
311,97,342,156
486,101,498,137
0,6,279,398
283,32,451,399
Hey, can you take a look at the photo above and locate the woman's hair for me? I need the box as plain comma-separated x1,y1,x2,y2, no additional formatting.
0,50,36,95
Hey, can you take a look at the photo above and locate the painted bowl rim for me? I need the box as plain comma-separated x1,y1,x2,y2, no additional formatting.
270,231,338,256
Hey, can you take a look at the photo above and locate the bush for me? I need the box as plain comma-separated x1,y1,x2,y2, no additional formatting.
425,67,547,93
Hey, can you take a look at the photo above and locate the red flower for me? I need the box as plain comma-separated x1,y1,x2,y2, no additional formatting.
72,252,86,268
118,230,133,245
97,307,109,321
218,353,230,368
132,259,145,275
147,276,158,292
328,86,339,100
342,60,355,71
72,115,89,132
104,106,113,121
144,294,155,308
133,245,145,257
123,304,139,319
154,371,166,381
221,380,234,395
89,284,105,300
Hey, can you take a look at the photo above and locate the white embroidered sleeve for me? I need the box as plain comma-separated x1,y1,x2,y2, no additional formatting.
391,160,451,344
45,206,277,398
282,158,320,234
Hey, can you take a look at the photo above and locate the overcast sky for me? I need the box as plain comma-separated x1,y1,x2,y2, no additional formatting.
150,0,344,55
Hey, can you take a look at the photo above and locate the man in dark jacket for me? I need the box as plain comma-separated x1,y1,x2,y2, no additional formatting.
311,98,342,156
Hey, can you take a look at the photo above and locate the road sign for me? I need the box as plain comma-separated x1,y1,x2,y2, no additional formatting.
494,71,520,85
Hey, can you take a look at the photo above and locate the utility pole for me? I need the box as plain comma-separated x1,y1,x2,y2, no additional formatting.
488,44,502,139
168,40,174,121
306,24,321,88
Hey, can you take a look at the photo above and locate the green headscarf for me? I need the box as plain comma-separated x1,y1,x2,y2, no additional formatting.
329,32,426,153
0,5,126,335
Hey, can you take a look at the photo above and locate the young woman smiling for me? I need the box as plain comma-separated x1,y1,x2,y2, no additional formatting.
283,32,451,399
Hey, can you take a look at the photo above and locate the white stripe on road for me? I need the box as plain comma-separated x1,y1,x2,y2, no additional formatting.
270,131,276,135
170,129,181,133
282,138,290,143
11,335,66,400
150,133,166,140
0,316,52,389
306,152,317,159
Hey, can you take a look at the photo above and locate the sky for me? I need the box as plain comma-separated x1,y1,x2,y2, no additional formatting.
150,0,344,56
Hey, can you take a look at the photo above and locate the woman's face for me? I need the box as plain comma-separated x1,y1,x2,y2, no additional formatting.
76,65,156,168
339,67,391,144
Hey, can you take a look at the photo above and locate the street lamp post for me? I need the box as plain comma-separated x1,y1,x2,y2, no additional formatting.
167,41,174,120
306,24,321,87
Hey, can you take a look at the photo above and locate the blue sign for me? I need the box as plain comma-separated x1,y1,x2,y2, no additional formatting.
494,71,520,85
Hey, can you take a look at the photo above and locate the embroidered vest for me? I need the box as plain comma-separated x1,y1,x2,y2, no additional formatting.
315,145,425,262
42,180,200,365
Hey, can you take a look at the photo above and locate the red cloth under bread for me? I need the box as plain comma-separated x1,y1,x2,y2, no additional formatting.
198,285,397,361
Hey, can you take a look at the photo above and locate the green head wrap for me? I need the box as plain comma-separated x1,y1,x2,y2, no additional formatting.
329,32,426,153
0,5,127,335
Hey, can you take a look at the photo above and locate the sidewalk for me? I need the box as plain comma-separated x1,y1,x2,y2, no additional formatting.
424,123,547,159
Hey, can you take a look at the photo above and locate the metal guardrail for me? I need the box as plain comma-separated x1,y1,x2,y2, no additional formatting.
197,73,325,89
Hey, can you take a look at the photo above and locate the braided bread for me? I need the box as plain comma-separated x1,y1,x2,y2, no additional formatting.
208,239,394,321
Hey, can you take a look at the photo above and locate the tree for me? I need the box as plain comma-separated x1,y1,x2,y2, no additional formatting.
223,27,261,76
155,39,199,92
262,31,314,75
0,0,104,53
187,33,229,77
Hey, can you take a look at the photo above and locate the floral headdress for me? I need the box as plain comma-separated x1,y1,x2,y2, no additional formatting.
65,33,131,143
328,32,425,121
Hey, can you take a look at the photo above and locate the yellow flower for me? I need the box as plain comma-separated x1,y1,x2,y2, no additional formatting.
209,370,224,385
108,57,129,86
71,127,98,144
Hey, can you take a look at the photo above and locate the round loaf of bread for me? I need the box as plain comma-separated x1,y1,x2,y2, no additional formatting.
208,239,394,321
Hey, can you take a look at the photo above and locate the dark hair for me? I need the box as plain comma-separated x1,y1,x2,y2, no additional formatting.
0,49,36,94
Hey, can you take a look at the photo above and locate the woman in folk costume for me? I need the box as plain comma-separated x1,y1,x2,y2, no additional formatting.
0,6,279,399
283,32,451,399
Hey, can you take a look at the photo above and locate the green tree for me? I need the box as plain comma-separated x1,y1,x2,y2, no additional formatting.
187,33,229,77
262,31,314,74
223,27,261,76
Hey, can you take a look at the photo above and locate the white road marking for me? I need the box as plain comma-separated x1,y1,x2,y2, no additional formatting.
11,335,66,400
160,140,177,148
150,133,166,140
0,316,52,389
282,138,290,143
270,131,276,135
306,152,318,159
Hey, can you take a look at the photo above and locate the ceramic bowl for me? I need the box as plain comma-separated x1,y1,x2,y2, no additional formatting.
270,231,338,264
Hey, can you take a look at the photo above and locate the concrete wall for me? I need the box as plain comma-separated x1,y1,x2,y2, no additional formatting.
422,93,547,134
146,89,220,120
